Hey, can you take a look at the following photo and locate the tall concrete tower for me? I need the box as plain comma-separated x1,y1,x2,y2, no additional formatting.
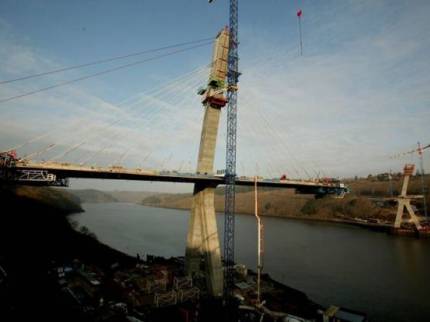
185,28,229,297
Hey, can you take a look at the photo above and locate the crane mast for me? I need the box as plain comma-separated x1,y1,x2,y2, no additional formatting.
224,0,239,297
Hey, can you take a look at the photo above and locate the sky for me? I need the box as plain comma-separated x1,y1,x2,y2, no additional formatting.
0,0,429,192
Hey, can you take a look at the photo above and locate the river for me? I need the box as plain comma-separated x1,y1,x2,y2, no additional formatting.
72,202,430,322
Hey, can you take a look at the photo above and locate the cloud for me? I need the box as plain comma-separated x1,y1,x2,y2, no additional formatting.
1,0,429,193
0,30,209,173
229,0,430,178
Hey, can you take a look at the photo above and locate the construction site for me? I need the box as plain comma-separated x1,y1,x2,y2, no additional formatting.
45,253,368,322
1,1,429,322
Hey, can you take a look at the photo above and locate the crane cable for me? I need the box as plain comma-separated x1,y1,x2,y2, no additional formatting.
297,8,303,56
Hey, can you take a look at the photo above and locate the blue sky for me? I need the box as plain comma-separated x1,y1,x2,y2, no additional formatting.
0,0,429,192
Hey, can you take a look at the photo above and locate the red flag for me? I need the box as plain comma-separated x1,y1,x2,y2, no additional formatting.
297,9,302,17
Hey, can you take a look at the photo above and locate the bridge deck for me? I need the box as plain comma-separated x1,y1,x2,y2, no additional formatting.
12,161,344,192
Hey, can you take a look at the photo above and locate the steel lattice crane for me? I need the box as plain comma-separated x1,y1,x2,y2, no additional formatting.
224,0,239,298
209,0,239,298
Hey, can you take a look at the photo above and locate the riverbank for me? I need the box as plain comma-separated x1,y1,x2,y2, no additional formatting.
137,200,393,233
0,185,135,321
0,186,363,322
140,195,392,232
65,175,429,233
75,202,430,322
137,176,430,233
3,184,423,320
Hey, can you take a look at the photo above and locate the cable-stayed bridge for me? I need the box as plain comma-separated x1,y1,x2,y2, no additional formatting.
0,33,344,195
0,28,347,298
1,158,346,196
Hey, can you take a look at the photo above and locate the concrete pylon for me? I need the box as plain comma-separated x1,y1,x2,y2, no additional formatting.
394,164,423,230
185,28,229,297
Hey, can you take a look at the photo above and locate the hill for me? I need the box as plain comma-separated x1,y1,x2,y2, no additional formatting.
109,190,158,203
68,189,159,204
68,188,118,203
141,175,430,224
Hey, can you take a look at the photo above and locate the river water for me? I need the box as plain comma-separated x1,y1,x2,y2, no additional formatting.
72,203,430,322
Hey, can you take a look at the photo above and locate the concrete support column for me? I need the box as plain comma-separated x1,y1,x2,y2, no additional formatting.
185,105,223,296
185,28,229,297
186,183,223,296
197,106,221,174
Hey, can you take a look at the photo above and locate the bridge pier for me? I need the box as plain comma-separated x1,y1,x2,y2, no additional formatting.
186,183,223,296
185,28,229,297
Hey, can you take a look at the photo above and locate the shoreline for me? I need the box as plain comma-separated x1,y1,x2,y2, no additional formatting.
139,202,392,232
74,203,369,320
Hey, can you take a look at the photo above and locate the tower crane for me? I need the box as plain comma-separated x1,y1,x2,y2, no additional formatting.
209,0,239,298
